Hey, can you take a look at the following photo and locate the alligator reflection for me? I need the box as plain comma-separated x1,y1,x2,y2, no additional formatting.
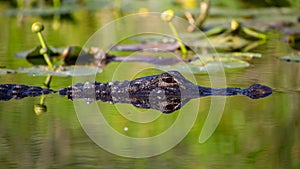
0,71,272,113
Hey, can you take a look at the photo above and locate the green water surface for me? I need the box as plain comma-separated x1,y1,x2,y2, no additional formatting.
0,1,299,169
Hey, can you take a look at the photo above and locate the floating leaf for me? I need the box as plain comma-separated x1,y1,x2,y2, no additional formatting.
130,34,176,43
203,27,227,37
112,55,183,65
198,52,262,60
17,66,102,77
210,35,250,51
111,42,180,52
183,20,266,51
187,35,250,51
15,45,60,65
179,32,209,40
279,55,300,62
15,46,92,66
0,69,16,75
157,57,250,74
192,57,250,68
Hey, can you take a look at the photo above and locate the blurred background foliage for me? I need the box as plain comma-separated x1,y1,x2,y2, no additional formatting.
1,0,299,9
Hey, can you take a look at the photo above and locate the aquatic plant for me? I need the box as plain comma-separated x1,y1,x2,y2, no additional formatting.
230,20,266,40
34,95,47,115
186,0,210,32
31,22,54,70
161,9,188,59
279,54,300,62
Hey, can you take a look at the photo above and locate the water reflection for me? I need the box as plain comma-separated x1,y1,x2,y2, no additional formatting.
0,71,272,114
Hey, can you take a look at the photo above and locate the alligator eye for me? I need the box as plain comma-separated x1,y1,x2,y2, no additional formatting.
163,103,180,113
162,77,175,83
165,104,175,110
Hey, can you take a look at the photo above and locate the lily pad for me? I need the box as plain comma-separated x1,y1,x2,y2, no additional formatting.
111,54,183,65
198,52,262,60
15,45,59,65
111,42,180,52
279,55,300,62
192,57,250,68
15,46,93,66
210,35,251,51
0,69,16,75
188,35,266,52
187,35,250,51
130,34,177,43
184,20,266,51
17,66,102,77
157,57,250,74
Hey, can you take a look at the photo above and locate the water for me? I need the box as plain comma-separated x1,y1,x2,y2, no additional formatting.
0,3,300,169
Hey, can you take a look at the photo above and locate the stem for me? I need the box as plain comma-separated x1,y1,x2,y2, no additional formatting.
37,32,48,49
187,0,210,32
53,0,61,26
40,95,46,105
44,74,52,88
37,32,54,70
194,0,210,28
242,39,266,52
241,27,266,40
53,0,60,7
113,0,122,18
17,0,24,23
168,22,187,59
17,0,24,9
42,53,54,70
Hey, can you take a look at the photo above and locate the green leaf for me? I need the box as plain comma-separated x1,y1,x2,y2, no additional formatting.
186,35,251,51
157,57,250,74
14,46,91,66
241,27,267,40
111,42,180,52
17,66,102,77
0,69,16,75
279,55,300,62
14,45,59,65
191,57,250,69
198,52,262,60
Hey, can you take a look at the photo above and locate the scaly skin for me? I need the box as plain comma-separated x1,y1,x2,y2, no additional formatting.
0,84,54,101
0,71,272,113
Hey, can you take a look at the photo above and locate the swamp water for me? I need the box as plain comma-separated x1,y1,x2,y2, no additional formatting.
0,5,299,169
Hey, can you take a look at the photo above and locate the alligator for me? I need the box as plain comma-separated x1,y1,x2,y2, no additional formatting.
0,71,272,113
